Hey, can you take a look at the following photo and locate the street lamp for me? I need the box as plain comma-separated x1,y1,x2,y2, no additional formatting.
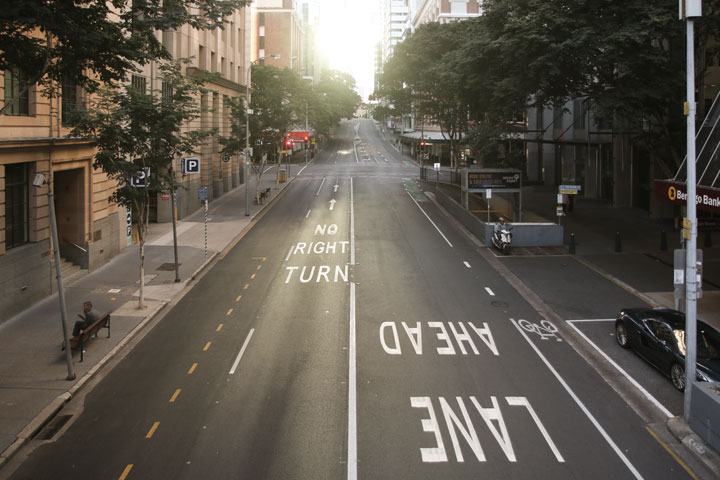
33,173,76,381
245,54,280,216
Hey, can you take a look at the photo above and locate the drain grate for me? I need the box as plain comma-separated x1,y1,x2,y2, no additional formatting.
36,415,73,440
156,263,181,271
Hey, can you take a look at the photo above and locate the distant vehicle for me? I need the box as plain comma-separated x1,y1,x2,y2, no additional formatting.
615,307,720,391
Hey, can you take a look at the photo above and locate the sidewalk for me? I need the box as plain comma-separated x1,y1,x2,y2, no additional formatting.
0,165,296,469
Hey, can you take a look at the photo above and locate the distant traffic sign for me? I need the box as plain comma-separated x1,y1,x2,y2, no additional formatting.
559,185,582,195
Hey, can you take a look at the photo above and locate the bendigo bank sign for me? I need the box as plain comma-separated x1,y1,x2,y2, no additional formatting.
653,180,720,213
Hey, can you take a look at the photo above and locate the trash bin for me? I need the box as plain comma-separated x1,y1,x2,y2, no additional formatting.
279,168,286,183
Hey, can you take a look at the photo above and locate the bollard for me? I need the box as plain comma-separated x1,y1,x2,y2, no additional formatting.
615,232,622,253
705,229,713,248
660,230,668,251
569,233,576,254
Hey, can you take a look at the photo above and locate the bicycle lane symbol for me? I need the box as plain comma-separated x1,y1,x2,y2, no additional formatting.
517,319,563,342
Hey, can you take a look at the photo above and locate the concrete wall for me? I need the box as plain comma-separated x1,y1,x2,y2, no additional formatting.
88,211,121,271
0,240,51,322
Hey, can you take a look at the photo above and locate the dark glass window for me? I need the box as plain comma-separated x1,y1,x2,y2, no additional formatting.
161,81,173,103
3,68,30,116
62,78,82,126
131,74,147,94
5,163,30,249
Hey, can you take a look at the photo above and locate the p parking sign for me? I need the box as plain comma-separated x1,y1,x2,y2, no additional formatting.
182,157,201,174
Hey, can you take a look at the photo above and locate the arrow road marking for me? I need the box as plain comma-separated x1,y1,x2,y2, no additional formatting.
334,184,339,192
329,199,337,210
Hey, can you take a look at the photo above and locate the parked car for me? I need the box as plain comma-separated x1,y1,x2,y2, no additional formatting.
615,307,720,391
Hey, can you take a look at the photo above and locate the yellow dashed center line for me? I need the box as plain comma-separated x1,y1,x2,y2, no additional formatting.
257,265,262,270
236,295,242,302
169,389,181,403
118,464,133,480
203,342,212,351
110,297,117,301
146,422,160,439
226,308,233,316
251,274,256,279
244,284,249,290
188,363,197,374
217,324,224,332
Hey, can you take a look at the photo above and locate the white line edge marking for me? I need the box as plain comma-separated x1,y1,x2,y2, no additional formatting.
510,318,644,480
285,245,294,262
567,318,615,323
485,287,495,296
229,328,255,375
406,191,453,248
316,177,326,196
566,320,674,418
348,177,357,480
306,209,312,218
297,165,308,175
463,261,471,268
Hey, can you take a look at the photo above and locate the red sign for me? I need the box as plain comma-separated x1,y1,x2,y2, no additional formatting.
161,191,170,201
653,180,720,213
285,131,310,142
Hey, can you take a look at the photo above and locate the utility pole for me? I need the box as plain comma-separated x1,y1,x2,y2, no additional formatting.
681,0,702,422
305,100,309,165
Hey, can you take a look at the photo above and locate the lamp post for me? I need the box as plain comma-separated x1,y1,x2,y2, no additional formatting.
245,54,280,216
33,173,75,381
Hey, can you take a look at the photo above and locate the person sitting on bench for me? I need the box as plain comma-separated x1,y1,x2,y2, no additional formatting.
73,301,101,336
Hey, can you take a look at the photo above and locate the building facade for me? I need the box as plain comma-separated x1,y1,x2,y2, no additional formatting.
0,6,253,321
253,0,305,73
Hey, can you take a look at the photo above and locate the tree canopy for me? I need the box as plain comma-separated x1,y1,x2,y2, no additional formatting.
0,0,251,113
375,0,720,173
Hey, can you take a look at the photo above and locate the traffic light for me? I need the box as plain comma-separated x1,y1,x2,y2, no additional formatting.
420,141,425,148
286,139,293,148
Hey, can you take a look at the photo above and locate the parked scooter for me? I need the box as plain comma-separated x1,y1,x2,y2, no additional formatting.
492,220,512,255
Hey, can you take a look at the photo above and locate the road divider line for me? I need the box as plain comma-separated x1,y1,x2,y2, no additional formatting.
236,295,242,302
188,363,197,374
510,318,644,479
169,389,181,403
230,329,255,375
485,287,495,296
463,261,471,268
203,342,211,351
406,191,453,247
118,464,133,480
348,176,357,480
146,422,160,439
216,324,223,332
316,177,326,196
226,309,233,316
566,320,673,418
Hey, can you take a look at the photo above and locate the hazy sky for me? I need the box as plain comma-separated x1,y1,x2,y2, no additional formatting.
316,0,382,101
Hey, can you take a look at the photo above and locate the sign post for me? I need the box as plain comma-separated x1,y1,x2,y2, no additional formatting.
198,187,209,257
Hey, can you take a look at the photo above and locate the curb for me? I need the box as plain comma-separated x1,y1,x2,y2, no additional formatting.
667,417,720,477
0,251,218,471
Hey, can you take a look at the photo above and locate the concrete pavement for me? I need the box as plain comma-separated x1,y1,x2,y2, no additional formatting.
0,165,298,469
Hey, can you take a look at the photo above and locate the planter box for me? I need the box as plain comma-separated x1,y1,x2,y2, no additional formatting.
689,381,720,452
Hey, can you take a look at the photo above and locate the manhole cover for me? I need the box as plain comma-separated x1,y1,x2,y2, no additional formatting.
36,415,72,440
157,263,181,271
491,301,509,308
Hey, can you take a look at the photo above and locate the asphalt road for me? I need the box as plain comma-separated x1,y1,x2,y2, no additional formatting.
6,120,709,479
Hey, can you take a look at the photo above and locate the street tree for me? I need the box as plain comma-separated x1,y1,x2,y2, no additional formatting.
0,0,250,114
70,60,213,308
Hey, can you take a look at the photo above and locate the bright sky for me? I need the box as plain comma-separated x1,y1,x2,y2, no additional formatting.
315,0,382,101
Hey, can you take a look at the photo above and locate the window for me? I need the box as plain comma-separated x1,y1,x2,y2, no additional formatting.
62,77,82,126
161,81,173,103
573,99,586,129
5,163,30,249
3,68,30,116
131,74,147,94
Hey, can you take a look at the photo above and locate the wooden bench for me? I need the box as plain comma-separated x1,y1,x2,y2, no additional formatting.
69,312,111,362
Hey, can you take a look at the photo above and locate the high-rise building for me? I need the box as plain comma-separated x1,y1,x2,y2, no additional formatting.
253,0,305,73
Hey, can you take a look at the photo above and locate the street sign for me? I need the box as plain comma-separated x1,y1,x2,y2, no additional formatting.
130,167,150,187
434,163,440,172
161,191,170,201
197,187,208,201
559,185,582,195
182,157,201,174
673,248,703,299
467,170,521,190
556,206,565,216
221,154,230,163
486,189,492,199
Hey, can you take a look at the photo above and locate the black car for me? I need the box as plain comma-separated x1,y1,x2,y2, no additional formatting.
615,307,720,391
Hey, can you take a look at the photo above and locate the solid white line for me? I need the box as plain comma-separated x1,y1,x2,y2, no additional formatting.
509,318,644,479
229,329,255,375
463,261,471,268
406,192,453,247
485,287,495,296
566,320,674,418
347,178,357,480
306,209,312,218
285,245,294,262
297,165,308,175
316,177,326,196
